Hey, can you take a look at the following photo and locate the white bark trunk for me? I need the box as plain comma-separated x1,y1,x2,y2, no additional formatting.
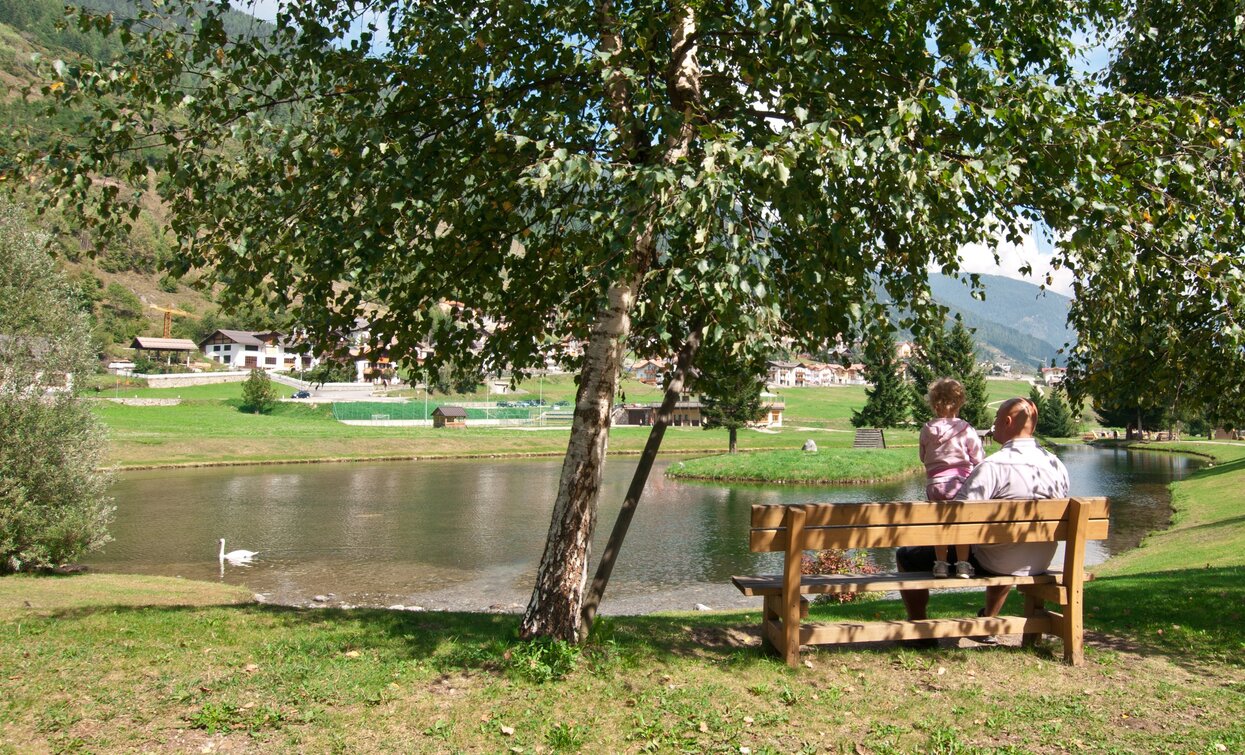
519,2,701,642
519,280,636,640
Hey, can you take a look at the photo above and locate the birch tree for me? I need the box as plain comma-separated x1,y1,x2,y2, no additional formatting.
15,0,1245,640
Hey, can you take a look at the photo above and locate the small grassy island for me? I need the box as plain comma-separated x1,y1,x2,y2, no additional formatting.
667,447,924,484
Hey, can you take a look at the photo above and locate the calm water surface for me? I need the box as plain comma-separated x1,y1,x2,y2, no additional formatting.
89,445,1201,612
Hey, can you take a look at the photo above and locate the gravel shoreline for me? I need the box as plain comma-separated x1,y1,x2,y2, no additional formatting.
258,582,767,615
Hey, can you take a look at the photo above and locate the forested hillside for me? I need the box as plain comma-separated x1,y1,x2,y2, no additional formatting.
928,274,1075,368
0,0,282,360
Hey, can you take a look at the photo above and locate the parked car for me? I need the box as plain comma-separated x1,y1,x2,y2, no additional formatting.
291,390,311,399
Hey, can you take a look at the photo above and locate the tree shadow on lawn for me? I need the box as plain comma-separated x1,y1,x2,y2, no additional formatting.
32,568,1242,674
1084,566,1245,670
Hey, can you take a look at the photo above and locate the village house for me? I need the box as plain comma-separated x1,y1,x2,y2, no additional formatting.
766,360,799,387
330,317,418,384
1041,366,1067,385
198,330,318,372
630,358,667,384
770,358,866,387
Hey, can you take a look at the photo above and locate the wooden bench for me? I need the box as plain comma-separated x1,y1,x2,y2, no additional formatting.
732,497,1109,667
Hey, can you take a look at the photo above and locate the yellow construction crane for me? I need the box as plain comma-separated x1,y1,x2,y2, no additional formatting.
148,304,192,338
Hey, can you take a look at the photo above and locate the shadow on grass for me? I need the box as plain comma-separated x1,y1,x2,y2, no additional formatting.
1083,566,1245,669
30,567,1243,675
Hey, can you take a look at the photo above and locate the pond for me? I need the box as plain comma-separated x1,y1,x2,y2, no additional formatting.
88,444,1202,614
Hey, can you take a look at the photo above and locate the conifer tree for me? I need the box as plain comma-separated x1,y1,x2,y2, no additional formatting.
852,326,910,429
910,321,990,427
1038,388,1079,438
699,366,766,454
1028,385,1047,418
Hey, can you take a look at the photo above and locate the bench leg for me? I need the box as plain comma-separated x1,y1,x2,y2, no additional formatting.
1021,589,1044,649
782,506,807,668
761,595,781,653
1062,589,1084,666
1061,498,1089,666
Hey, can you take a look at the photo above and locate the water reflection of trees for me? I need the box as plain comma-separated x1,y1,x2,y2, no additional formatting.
99,449,1203,601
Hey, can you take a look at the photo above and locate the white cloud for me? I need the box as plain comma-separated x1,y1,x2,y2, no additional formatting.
956,226,1076,298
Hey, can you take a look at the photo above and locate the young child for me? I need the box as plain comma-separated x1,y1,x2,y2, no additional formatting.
919,378,985,578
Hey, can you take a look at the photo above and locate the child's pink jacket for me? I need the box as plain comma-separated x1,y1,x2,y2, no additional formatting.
919,417,985,480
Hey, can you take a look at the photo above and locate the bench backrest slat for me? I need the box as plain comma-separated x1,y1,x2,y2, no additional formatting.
747,497,1110,553
750,498,1108,528
750,518,1109,551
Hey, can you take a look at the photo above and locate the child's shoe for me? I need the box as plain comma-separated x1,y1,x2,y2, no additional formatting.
955,561,975,579
932,560,951,578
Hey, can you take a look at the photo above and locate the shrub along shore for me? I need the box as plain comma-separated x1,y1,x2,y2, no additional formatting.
1,441,1242,751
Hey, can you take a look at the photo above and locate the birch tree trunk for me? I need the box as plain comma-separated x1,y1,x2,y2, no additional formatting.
578,330,700,639
519,280,637,640
519,2,701,641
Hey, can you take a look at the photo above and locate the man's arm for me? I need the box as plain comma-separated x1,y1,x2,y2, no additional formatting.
954,461,996,502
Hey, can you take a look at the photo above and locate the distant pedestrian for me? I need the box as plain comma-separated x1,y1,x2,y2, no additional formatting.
918,378,985,578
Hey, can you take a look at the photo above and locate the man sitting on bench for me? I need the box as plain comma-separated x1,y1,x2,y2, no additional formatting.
896,398,1071,640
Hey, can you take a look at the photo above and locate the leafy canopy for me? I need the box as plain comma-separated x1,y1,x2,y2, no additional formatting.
1062,0,1245,420
19,0,1228,377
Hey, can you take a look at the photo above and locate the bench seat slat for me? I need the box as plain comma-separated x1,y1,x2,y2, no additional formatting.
791,614,1058,645
750,497,1109,528
750,518,1108,551
732,570,1083,596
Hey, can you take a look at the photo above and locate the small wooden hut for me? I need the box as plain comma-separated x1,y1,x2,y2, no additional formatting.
432,405,467,428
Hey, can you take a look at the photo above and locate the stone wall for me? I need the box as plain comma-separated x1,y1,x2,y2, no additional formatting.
101,398,182,406
131,372,250,388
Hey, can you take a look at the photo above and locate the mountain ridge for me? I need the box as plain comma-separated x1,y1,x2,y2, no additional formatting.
928,273,1074,369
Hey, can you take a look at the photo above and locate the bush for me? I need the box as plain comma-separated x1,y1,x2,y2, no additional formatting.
1037,388,1080,437
241,369,277,414
800,548,881,604
0,200,113,572
296,361,356,385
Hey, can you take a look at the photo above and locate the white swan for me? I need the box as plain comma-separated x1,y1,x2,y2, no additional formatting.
219,538,258,564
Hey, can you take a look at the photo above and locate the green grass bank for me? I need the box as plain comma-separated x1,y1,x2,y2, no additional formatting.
89,375,1044,469
667,448,924,484
2,442,1242,752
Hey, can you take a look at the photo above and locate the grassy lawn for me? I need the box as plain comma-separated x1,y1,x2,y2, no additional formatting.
667,448,923,484
87,372,1042,468
88,378,920,468
93,393,812,468
2,443,1242,751
1081,440,1245,668
94,380,249,400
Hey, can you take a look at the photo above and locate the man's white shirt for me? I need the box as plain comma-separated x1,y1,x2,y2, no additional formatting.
955,438,1071,576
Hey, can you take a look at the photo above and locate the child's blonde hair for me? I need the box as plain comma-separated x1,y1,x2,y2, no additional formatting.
927,378,966,416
